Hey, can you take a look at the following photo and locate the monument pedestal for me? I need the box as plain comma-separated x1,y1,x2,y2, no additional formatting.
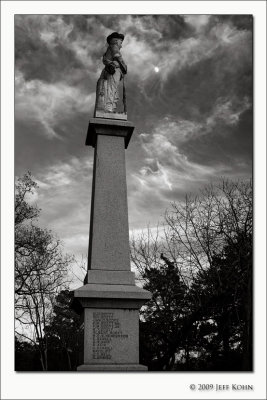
73,118,151,371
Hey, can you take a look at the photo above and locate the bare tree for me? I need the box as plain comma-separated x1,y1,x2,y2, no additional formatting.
163,179,252,279
15,173,73,370
130,224,165,284
15,234,72,370
130,178,252,370
70,255,88,285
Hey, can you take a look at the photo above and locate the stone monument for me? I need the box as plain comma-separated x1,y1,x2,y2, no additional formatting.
72,32,151,371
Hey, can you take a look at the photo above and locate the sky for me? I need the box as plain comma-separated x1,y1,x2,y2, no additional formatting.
15,14,253,261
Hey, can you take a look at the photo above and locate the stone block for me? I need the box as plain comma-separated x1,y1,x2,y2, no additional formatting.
74,283,151,300
95,110,127,120
83,308,139,365
88,135,131,272
86,270,135,285
72,283,151,314
86,118,134,148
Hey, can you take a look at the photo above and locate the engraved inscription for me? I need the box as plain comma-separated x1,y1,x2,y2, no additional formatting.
92,312,129,360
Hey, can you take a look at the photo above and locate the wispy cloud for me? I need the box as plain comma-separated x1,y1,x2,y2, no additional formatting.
207,96,251,127
15,71,95,139
135,121,217,192
30,157,93,257
128,89,252,229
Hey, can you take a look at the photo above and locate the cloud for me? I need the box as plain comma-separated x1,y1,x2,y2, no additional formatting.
126,15,250,82
38,15,106,74
119,15,252,131
127,88,252,230
32,157,93,257
210,15,253,32
15,71,95,139
36,156,93,191
184,15,211,32
137,124,217,184
206,96,251,127
139,93,251,162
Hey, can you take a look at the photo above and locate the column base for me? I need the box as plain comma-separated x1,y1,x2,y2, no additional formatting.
77,363,148,371
71,284,151,372
86,270,135,285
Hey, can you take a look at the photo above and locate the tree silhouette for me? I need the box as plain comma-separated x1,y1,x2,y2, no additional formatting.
44,290,82,370
138,253,190,370
15,173,73,370
131,179,252,370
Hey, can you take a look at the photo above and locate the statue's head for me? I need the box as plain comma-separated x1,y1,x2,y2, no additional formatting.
107,32,124,48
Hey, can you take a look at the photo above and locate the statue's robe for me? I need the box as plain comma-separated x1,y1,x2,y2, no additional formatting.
95,43,127,113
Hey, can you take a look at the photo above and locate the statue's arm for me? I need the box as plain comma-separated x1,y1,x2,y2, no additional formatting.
103,52,112,66
102,49,118,75
110,44,127,74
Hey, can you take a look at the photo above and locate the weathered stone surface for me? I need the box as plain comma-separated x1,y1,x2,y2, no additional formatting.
73,118,151,371
94,32,127,115
75,283,151,299
88,134,131,272
86,118,134,148
73,282,151,313
95,110,127,120
74,298,147,311
86,270,135,285
83,308,139,365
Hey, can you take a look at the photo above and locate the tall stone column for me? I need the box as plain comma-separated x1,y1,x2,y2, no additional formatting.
73,117,151,371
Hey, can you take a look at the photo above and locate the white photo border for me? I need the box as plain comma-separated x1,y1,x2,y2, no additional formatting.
1,1,266,399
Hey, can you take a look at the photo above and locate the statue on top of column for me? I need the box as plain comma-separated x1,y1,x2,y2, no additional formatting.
94,32,127,119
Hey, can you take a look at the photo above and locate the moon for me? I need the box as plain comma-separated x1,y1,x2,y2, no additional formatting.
154,66,160,73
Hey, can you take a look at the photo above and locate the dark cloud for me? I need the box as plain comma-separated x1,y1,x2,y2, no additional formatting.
211,15,253,31
62,14,89,33
179,107,252,169
143,34,251,122
126,15,193,44
15,17,84,84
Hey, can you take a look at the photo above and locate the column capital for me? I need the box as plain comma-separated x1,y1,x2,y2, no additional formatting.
86,117,135,149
